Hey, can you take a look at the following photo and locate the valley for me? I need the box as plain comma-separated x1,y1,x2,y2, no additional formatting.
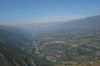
0,15,100,66
24,28,100,66
1,0,100,66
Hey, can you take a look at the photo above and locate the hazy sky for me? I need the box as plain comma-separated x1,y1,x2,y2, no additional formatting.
0,0,100,25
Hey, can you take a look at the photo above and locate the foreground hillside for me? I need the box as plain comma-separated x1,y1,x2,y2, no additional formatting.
0,42,51,66
0,42,34,66
67,60,100,66
0,25,51,66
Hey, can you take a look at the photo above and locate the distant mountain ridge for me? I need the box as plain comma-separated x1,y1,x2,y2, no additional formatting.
60,15,100,30
23,15,100,36
0,25,32,38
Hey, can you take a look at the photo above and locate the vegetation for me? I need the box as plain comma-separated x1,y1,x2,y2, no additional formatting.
32,28,100,65
67,60,100,66
1,15,100,66
0,25,51,66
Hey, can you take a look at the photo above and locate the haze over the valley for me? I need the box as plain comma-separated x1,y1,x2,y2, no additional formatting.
1,0,100,66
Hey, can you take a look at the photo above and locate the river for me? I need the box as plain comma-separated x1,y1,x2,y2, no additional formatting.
33,41,56,62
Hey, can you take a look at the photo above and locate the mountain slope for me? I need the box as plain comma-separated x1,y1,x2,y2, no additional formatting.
0,25,52,66
60,15,100,30
0,25,31,48
67,60,100,66
0,42,35,66
0,42,50,66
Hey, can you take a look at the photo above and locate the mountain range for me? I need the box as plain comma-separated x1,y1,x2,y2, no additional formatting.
0,15,100,66
0,25,51,66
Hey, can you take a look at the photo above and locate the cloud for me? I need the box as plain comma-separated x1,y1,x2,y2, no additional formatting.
41,16,68,19
14,9,20,11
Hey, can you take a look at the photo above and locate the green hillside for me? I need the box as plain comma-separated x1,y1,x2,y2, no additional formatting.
67,60,100,66
0,42,51,66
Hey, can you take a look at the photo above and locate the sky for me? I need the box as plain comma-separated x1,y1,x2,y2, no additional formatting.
0,0,100,26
